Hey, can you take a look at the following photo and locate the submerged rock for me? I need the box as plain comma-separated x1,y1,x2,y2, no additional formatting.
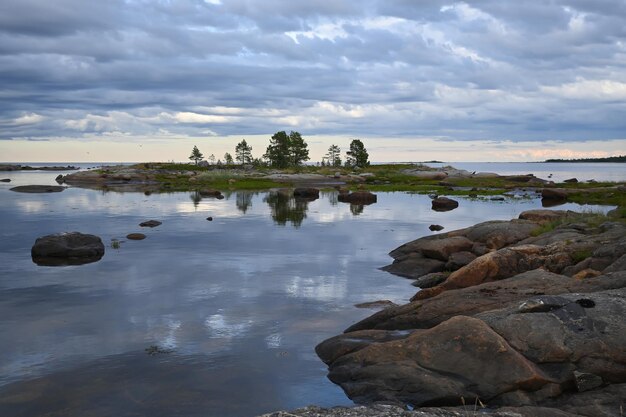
139,220,162,228
31,232,105,266
126,233,146,240
10,185,65,193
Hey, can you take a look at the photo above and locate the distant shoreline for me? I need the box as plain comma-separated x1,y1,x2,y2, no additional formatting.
544,155,626,163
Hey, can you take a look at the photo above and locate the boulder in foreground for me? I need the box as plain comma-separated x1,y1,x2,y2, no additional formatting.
431,197,458,211
31,232,105,266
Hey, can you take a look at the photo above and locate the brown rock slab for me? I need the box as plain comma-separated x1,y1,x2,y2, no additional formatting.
126,233,146,240
338,191,377,204
139,220,162,228
431,196,458,212
10,185,65,193
31,232,105,266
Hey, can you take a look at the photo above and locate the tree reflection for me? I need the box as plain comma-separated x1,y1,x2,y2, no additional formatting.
236,191,255,214
190,191,202,208
264,191,309,227
349,204,364,215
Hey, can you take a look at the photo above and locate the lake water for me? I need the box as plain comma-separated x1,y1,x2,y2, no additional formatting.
0,165,620,417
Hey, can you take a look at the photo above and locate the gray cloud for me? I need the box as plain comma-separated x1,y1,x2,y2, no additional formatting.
0,0,625,143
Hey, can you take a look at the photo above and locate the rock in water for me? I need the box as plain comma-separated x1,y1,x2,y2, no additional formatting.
31,232,105,266
0,178,10,182
126,233,146,240
10,185,65,193
431,197,458,211
293,187,320,199
338,191,377,204
139,220,162,228
429,224,444,231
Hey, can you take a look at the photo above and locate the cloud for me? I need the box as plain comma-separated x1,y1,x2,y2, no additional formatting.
0,0,624,150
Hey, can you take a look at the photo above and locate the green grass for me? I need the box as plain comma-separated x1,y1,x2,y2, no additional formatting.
530,211,622,237
571,249,593,263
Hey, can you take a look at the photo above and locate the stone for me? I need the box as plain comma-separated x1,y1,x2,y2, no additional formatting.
518,210,569,223
431,197,458,212
429,224,444,231
354,300,398,309
401,170,448,180
126,233,146,240
563,178,578,183
445,251,476,271
338,191,377,204
10,185,65,193
0,178,10,182
199,189,224,199
465,220,539,250
347,269,626,332
573,371,603,392
411,272,448,289
541,188,568,201
381,253,445,279
31,232,105,266
139,220,162,228
198,160,209,167
206,216,213,221
293,187,320,199
55,174,64,183
323,316,550,406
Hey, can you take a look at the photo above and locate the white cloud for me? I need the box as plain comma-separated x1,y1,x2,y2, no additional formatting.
13,113,44,125
542,79,626,101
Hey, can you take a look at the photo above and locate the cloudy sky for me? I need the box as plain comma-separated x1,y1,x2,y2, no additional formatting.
1,0,625,162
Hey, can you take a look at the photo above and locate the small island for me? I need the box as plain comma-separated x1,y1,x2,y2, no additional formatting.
545,155,626,163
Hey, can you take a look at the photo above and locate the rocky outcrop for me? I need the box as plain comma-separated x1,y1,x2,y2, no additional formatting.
10,185,65,193
317,210,626,417
31,232,105,266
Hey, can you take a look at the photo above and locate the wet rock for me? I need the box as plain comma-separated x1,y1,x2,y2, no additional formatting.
293,187,320,199
126,233,146,240
429,224,444,231
338,191,377,204
10,185,65,193
431,197,458,211
31,232,105,266
206,216,213,221
563,178,578,183
199,189,224,199
139,220,162,228
381,253,445,279
411,272,448,289
354,300,398,309
0,178,10,182
55,174,65,183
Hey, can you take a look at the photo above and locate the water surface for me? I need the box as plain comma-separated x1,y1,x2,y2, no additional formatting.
0,167,617,417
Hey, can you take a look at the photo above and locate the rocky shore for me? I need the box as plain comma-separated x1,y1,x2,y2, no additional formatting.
305,210,625,417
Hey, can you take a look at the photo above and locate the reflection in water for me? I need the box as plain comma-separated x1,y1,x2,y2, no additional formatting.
235,191,255,214
190,191,202,207
349,204,364,216
264,191,310,227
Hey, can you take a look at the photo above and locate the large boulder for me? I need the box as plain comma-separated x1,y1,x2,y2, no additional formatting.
381,253,445,279
31,232,105,266
198,189,224,199
431,197,458,212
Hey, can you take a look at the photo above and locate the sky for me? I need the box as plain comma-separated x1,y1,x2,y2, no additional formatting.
1,0,625,163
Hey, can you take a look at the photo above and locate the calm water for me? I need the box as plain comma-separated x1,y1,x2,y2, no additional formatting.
0,166,618,417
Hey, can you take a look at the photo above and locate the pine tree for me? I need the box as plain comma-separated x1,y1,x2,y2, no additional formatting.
288,131,310,166
189,145,204,165
235,139,253,164
264,131,291,168
345,139,369,168
224,152,234,165
326,144,342,167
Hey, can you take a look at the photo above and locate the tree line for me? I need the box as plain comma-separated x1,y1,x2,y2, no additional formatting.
189,131,369,168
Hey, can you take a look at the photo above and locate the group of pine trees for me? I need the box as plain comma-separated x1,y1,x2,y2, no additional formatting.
189,132,369,168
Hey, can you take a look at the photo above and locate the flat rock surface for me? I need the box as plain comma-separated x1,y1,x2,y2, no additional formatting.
10,185,65,193
31,232,105,266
